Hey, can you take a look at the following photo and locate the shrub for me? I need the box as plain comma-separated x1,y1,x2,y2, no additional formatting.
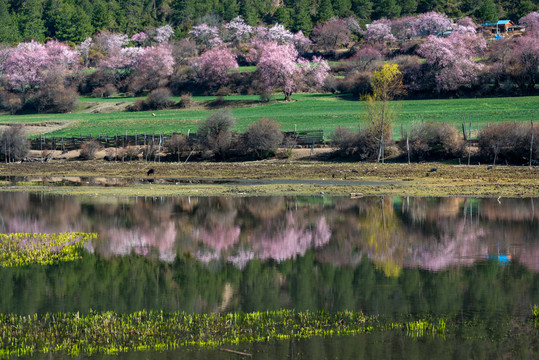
165,134,189,160
103,83,118,97
32,85,79,113
178,93,192,108
80,139,102,160
0,125,29,162
245,118,284,158
331,127,358,155
0,92,24,114
92,87,106,98
356,130,382,161
128,99,145,112
400,121,464,161
198,109,236,159
338,71,372,97
330,127,383,161
144,87,173,110
478,122,539,164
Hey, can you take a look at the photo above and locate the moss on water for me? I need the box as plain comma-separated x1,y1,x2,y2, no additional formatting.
0,310,446,358
0,233,96,267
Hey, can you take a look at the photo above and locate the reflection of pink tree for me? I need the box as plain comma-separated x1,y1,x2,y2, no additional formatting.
102,221,177,262
193,224,241,253
250,213,331,262
407,220,487,271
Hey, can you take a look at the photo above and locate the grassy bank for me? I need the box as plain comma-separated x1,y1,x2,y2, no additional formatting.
1,161,538,197
1,94,538,138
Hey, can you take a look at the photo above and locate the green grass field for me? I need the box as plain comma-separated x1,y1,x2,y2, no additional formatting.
1,94,538,138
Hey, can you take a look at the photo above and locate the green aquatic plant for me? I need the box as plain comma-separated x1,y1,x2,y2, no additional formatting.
0,232,97,267
0,310,445,358
533,305,539,328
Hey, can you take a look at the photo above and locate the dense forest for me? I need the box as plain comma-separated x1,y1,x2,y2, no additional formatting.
0,0,537,43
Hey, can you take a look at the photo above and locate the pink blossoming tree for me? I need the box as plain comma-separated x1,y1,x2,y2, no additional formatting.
365,19,396,43
256,42,329,101
191,46,238,89
417,33,486,92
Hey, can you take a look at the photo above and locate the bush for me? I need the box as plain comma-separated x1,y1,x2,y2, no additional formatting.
338,71,372,97
478,122,539,164
245,118,283,158
80,140,102,160
331,127,358,155
178,93,192,108
198,109,236,159
0,125,29,162
32,85,79,113
165,134,189,160
128,99,145,112
400,121,464,161
144,87,173,110
330,127,383,161
0,92,24,114
103,84,118,97
91,87,106,98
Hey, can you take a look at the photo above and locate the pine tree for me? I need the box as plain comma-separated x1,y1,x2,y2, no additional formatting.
294,0,313,33
476,0,498,23
0,0,19,43
92,0,114,31
373,0,401,19
351,0,372,20
317,0,334,22
333,0,352,17
223,0,240,21
20,0,46,41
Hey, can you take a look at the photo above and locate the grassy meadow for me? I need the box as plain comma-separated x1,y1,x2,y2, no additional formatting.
1,94,538,138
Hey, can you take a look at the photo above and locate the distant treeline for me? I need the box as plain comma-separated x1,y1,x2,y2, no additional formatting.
0,0,537,43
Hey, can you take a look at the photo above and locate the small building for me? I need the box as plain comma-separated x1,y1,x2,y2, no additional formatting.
482,20,514,34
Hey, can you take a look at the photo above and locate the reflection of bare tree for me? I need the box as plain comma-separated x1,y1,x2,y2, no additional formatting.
245,197,285,220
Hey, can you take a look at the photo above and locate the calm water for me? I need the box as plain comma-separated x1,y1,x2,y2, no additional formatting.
1,193,538,358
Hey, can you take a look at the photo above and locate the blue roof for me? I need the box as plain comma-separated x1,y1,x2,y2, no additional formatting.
482,20,512,26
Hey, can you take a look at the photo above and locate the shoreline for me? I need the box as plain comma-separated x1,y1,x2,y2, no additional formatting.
1,160,538,197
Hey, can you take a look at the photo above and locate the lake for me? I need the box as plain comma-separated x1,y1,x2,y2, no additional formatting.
0,193,538,358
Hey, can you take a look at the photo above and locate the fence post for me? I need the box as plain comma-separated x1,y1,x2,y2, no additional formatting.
530,119,534,167
406,131,410,165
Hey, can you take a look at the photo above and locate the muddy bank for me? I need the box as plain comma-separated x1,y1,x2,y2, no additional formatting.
0,160,538,197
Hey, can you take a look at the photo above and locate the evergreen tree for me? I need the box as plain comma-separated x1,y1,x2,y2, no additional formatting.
476,0,498,23
20,0,46,41
55,2,93,43
400,0,417,15
240,0,259,25
273,6,292,28
42,0,61,38
374,0,401,19
222,0,240,21
333,0,352,17
351,0,372,20
317,0,334,22
0,0,19,43
92,0,114,31
293,0,313,33
170,0,196,24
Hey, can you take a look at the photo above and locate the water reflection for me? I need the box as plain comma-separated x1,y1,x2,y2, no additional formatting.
0,193,537,273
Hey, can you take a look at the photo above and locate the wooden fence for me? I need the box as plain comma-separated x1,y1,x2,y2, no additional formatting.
29,130,326,151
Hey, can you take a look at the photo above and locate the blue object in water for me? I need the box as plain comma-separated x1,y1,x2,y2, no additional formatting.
487,254,511,264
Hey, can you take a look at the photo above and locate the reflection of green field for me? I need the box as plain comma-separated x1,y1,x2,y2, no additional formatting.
1,94,538,138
